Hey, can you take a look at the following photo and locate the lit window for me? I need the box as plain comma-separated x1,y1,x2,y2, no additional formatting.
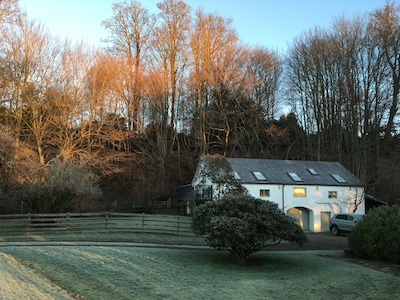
260,189,270,197
293,187,306,197
252,171,266,181
308,168,318,175
288,172,302,182
328,191,337,199
331,174,346,183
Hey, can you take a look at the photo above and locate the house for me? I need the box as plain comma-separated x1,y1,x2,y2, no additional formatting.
191,157,365,233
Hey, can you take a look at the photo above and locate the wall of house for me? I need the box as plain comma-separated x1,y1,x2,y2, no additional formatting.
244,183,365,232
192,167,365,233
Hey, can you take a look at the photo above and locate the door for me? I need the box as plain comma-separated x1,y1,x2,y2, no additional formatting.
320,212,331,232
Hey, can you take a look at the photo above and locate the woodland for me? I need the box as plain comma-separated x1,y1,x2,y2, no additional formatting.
1,0,400,213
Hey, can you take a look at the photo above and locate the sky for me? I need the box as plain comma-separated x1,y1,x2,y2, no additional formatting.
18,0,394,52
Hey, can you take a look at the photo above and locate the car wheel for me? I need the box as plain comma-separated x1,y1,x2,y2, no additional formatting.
330,225,339,236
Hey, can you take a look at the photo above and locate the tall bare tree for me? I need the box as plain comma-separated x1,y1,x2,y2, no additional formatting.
188,9,238,154
240,46,282,156
369,1,400,152
0,16,62,165
286,11,392,186
102,0,153,132
151,0,191,133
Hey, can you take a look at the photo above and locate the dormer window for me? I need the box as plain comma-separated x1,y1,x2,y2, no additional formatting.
252,171,266,181
288,172,302,182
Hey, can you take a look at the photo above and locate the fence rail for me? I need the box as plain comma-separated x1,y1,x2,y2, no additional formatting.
0,212,195,236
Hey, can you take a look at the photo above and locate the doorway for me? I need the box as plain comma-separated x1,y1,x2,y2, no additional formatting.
287,207,311,231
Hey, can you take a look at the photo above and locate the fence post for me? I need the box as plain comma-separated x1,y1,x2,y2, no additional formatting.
141,213,145,234
105,211,108,230
27,213,31,229
66,212,70,231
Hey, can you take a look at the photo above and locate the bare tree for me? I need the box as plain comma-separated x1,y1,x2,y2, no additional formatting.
285,11,392,185
102,0,153,132
0,0,21,27
188,9,238,154
240,46,282,156
0,16,62,165
369,1,400,152
48,44,129,177
151,0,191,133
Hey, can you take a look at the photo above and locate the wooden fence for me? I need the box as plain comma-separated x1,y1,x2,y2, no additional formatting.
0,212,195,236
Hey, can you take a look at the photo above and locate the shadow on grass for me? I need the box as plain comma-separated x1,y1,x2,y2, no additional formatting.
170,247,316,273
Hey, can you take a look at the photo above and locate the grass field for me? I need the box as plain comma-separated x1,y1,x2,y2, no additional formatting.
1,243,400,300
0,231,206,245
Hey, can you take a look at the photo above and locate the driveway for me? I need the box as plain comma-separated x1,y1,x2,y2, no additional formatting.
269,232,348,251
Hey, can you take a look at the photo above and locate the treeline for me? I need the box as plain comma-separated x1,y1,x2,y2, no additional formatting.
0,0,400,213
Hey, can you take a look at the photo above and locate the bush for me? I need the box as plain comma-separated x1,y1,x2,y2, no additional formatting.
348,205,400,263
20,159,102,213
192,193,307,263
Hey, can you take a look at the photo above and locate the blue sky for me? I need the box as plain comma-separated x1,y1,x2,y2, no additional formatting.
19,0,393,52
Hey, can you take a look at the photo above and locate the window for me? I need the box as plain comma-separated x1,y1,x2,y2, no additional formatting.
308,168,318,175
335,214,347,220
293,187,306,197
259,189,270,197
288,172,302,182
331,174,346,183
252,171,266,181
195,186,213,201
234,171,241,180
328,191,337,199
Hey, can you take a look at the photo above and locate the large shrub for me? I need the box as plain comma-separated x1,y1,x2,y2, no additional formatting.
20,159,102,213
348,205,400,263
192,193,307,263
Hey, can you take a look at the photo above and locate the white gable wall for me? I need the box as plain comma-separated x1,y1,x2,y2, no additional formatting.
242,183,364,232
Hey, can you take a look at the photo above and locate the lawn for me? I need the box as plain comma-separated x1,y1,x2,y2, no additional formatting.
1,244,399,300
0,231,206,245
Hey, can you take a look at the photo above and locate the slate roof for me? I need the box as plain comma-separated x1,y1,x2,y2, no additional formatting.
225,158,364,187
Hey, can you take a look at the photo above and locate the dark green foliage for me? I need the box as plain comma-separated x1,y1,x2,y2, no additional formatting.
348,205,400,263
192,193,307,263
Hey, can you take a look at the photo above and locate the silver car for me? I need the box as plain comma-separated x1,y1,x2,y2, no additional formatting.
329,213,364,235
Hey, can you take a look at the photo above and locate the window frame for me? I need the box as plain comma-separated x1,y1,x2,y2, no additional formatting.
259,189,270,197
328,191,337,199
252,171,267,181
288,172,303,182
293,187,306,197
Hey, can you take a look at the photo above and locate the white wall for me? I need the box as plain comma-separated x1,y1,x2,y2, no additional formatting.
192,165,365,232
243,183,365,232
